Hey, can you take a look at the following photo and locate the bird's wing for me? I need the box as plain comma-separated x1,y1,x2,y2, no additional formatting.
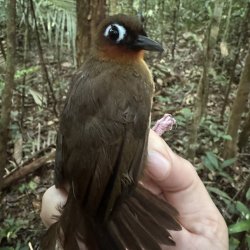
49,62,181,250
54,61,152,219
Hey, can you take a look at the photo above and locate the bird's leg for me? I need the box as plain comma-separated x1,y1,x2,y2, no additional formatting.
152,114,176,136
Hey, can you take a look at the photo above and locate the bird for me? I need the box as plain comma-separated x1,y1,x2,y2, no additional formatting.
41,14,181,250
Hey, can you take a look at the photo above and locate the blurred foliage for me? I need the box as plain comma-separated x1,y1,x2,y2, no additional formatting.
0,217,29,248
18,180,38,194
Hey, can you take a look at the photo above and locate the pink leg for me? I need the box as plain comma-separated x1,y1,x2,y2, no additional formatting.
152,114,176,136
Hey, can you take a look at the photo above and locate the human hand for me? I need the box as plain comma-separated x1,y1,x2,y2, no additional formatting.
141,130,228,250
40,129,228,249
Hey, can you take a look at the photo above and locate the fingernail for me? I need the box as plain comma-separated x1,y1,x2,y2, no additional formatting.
146,151,170,180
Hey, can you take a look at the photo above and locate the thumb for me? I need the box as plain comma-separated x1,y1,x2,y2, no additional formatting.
145,129,196,194
144,129,218,218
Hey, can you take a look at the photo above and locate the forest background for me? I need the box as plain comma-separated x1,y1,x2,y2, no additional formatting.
0,0,249,249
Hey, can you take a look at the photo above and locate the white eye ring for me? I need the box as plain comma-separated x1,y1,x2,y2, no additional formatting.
104,23,127,43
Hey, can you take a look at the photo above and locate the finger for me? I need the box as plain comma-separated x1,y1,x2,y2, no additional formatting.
145,130,226,230
145,130,228,248
40,185,67,228
145,129,197,194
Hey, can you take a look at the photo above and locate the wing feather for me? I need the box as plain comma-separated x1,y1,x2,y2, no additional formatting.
54,59,152,221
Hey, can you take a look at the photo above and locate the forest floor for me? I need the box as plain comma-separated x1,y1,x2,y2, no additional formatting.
0,46,249,249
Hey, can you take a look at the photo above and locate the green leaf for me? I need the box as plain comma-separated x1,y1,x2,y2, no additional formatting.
205,152,219,170
246,188,250,201
28,181,38,191
157,96,171,103
221,158,236,168
15,66,39,80
29,89,47,107
229,220,250,234
247,234,250,249
207,186,232,201
179,108,192,119
18,184,26,193
229,237,240,250
203,157,215,171
218,172,234,182
236,201,250,216
222,134,232,141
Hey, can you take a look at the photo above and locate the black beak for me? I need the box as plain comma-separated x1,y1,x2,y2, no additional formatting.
133,35,164,52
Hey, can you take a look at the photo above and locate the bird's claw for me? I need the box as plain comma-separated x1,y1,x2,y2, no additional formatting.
152,114,176,136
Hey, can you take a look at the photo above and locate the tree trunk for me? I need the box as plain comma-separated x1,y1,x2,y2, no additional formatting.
224,46,250,158
76,0,106,67
0,0,16,188
109,0,118,15
187,1,224,159
238,110,250,151
220,2,250,122
171,0,181,61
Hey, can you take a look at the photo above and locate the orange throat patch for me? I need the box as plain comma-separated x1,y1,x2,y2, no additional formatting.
98,45,145,63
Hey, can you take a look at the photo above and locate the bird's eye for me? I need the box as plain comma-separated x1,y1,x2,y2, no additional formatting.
104,24,126,43
109,25,119,41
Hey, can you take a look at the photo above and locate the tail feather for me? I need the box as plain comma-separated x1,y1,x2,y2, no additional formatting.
41,185,181,249
120,203,162,250
111,213,142,250
134,186,181,230
106,185,181,249
41,217,81,250
40,222,61,250
107,221,127,250
89,219,120,250
126,197,175,245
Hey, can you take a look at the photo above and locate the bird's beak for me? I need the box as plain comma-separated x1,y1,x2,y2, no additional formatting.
133,35,164,52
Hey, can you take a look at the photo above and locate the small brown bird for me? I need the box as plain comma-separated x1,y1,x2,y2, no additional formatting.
42,14,181,250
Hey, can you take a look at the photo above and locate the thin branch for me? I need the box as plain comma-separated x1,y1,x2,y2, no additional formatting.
1,150,55,189
29,0,58,117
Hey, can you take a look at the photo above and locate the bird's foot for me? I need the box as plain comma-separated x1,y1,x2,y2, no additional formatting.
152,114,176,136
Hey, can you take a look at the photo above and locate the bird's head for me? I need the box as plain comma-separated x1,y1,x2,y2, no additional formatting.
94,14,163,62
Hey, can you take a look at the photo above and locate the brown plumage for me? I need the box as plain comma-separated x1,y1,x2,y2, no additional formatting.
41,14,181,250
